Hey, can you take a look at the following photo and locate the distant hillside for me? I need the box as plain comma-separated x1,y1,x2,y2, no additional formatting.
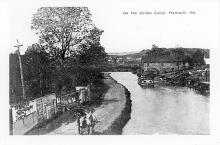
108,51,139,56
108,47,210,61
108,50,147,59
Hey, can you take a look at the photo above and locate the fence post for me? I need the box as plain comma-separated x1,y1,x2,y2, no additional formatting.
9,108,13,135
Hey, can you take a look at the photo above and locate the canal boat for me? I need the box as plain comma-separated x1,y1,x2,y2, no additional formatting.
137,68,159,87
138,75,154,87
139,79,154,87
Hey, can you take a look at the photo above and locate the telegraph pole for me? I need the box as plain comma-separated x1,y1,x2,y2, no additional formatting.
14,39,26,99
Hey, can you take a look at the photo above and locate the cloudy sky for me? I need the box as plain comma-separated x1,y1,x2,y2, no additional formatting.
4,0,220,54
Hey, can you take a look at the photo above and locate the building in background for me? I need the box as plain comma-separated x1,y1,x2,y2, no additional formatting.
142,54,186,73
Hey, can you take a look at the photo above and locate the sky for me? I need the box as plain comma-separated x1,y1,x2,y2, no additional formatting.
4,0,220,54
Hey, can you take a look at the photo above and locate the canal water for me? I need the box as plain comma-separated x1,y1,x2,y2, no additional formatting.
110,72,209,135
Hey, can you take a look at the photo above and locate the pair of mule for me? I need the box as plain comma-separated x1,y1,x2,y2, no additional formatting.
77,112,98,135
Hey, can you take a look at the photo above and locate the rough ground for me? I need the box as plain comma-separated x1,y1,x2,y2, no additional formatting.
26,73,127,135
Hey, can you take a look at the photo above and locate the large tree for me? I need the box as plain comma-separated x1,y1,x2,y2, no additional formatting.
31,7,103,67
31,7,104,95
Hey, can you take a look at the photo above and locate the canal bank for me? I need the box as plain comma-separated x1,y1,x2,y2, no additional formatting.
92,73,132,134
100,74,132,134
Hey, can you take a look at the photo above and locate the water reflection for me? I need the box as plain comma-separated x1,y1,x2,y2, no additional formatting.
110,72,209,135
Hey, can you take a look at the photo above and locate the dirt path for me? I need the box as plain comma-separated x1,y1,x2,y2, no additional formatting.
28,74,127,135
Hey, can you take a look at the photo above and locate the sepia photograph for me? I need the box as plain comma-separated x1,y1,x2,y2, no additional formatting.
1,0,220,145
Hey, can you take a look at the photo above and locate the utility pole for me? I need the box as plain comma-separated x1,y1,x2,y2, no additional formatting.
14,39,26,99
